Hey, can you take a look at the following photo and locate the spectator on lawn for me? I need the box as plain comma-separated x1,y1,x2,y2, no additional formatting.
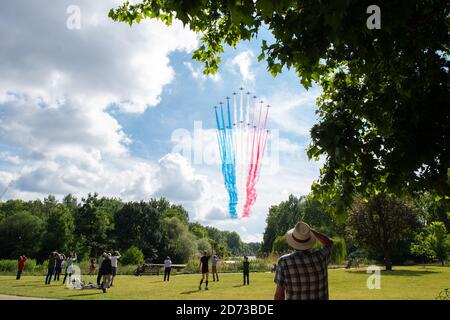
54,253,64,281
97,252,105,286
62,252,77,285
88,257,97,276
16,255,28,280
198,251,210,290
100,253,113,293
45,251,57,285
110,251,121,287
243,256,250,285
212,255,220,282
164,256,172,282
274,222,333,300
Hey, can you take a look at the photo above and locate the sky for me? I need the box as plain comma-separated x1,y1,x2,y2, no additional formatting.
0,0,323,242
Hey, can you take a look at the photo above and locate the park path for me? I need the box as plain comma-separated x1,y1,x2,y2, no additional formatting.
0,294,56,300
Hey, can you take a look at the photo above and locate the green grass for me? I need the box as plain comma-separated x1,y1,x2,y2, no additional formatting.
0,266,448,300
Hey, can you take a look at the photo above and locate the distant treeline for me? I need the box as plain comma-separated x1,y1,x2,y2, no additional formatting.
0,193,261,264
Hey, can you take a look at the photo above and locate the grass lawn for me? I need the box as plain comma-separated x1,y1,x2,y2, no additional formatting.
0,266,448,300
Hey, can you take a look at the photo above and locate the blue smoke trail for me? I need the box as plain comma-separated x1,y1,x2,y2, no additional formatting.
215,103,238,218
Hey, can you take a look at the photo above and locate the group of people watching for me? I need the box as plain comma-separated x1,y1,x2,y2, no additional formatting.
15,250,121,294
44,251,77,285
14,221,334,300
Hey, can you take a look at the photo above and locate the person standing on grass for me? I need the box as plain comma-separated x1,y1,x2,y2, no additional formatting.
62,252,77,285
198,251,210,290
99,253,112,293
211,255,220,282
16,255,28,280
164,256,172,282
54,253,64,281
97,252,105,286
110,251,121,287
45,251,57,285
88,257,97,276
274,221,333,300
243,256,250,285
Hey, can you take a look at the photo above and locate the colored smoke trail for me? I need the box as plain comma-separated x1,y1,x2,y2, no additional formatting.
214,89,270,219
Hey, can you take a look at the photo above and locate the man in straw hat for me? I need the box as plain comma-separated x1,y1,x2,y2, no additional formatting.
274,221,334,300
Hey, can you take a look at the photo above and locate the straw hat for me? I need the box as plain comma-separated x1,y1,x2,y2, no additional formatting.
286,222,316,251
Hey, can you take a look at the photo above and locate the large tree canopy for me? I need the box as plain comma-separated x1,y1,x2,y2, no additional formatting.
110,0,450,215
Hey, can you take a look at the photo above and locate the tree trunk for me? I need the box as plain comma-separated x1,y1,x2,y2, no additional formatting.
384,254,392,271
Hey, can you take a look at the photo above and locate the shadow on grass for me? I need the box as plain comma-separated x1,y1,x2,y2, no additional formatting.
180,290,201,295
346,269,440,276
66,292,102,297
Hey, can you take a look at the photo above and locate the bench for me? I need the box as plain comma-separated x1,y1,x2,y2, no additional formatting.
134,264,187,276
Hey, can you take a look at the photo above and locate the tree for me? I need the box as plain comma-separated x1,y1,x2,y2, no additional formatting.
0,211,44,259
161,217,197,263
189,222,208,239
110,0,450,216
410,233,436,265
225,231,244,255
121,246,145,265
40,204,75,258
347,194,420,270
330,238,347,265
74,193,114,256
262,195,343,253
196,238,212,254
428,222,450,265
272,235,290,254
114,201,163,259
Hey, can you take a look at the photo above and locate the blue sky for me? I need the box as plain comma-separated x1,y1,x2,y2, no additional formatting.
0,0,323,241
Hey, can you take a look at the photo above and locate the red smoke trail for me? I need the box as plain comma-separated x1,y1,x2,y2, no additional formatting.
242,105,269,218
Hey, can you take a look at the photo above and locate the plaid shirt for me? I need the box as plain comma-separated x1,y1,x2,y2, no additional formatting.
274,244,332,300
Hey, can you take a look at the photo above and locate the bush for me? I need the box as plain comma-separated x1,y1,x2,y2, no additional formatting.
330,238,347,265
121,246,144,265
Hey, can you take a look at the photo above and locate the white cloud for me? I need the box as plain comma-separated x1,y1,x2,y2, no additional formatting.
184,62,221,82
0,0,198,114
263,88,321,136
230,51,255,82
0,93,212,207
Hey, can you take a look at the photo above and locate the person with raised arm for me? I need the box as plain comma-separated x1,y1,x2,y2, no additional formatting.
274,222,334,300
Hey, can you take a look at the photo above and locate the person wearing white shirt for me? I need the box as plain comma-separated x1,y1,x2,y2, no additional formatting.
110,251,121,287
62,252,77,284
164,256,172,282
212,255,220,282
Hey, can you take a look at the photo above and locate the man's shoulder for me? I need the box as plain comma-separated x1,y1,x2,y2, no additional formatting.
278,251,296,262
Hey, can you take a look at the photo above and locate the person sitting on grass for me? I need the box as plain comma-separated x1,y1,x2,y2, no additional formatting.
16,255,28,280
274,222,333,300
198,251,210,291
110,251,121,287
164,256,172,282
243,256,250,285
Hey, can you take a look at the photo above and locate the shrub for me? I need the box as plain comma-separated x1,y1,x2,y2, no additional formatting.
121,246,144,266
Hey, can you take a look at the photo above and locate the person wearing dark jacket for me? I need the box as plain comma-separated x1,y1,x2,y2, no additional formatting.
99,253,112,293
243,256,250,285
97,252,105,286
45,252,57,285
17,255,28,280
54,254,64,281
